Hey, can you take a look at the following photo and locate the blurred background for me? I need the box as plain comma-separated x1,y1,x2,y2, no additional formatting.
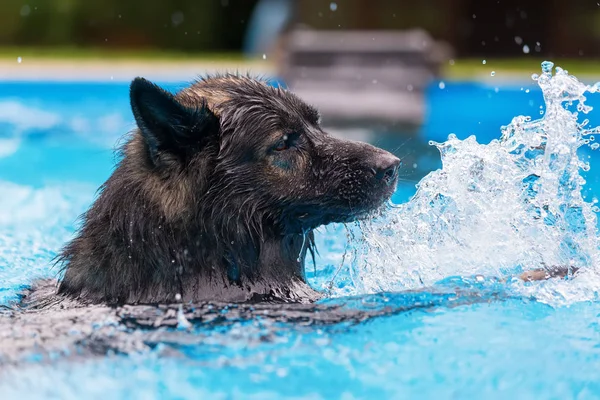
3,3,600,396
1,0,600,203
1,0,599,57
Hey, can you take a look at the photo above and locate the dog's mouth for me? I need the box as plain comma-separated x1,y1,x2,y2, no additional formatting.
287,177,398,231
350,172,399,214
339,183,397,223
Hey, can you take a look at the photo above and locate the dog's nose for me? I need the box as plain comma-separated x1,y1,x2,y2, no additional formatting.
372,153,401,183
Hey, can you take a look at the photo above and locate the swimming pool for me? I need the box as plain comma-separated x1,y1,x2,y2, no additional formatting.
1,66,600,399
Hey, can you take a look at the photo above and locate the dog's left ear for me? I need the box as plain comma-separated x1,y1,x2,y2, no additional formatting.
130,77,219,165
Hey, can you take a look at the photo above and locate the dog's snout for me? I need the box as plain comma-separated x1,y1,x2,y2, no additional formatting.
371,153,401,183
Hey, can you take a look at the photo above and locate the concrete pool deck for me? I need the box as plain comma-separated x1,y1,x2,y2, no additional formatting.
0,58,275,82
0,57,598,85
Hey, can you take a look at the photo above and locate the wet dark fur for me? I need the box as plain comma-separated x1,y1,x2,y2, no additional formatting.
56,74,400,304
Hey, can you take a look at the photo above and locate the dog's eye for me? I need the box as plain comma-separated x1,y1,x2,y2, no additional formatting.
274,135,290,151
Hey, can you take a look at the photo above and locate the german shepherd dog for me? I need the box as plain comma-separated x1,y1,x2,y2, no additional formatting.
56,75,400,305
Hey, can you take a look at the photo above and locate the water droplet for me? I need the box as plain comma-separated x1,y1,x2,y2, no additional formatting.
20,5,31,17
449,59,455,65
17,57,22,64
482,60,487,65
541,61,554,74
523,45,530,54
490,71,495,76
330,2,337,11
438,81,446,89
514,36,523,45
525,89,530,93
171,11,184,26
262,54,266,60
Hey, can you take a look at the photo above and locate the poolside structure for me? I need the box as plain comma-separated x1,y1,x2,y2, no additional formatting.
277,28,451,127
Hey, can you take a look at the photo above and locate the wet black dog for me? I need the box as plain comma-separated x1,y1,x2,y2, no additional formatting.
57,75,400,304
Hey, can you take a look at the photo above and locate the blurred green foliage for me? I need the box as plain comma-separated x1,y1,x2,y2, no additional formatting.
1,0,600,58
0,0,258,51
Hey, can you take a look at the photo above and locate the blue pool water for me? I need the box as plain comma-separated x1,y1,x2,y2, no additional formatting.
1,73,600,399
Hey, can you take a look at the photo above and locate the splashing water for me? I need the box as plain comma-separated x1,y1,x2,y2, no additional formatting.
333,62,600,306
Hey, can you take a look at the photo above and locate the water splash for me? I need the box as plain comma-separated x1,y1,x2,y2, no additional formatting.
332,62,600,306
175,293,192,330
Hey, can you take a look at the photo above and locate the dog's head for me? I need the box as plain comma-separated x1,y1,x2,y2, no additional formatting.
130,75,399,234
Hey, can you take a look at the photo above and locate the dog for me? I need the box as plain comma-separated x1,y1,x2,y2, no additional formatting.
56,74,400,305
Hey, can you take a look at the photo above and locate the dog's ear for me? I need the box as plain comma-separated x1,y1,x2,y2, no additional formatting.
130,77,218,165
